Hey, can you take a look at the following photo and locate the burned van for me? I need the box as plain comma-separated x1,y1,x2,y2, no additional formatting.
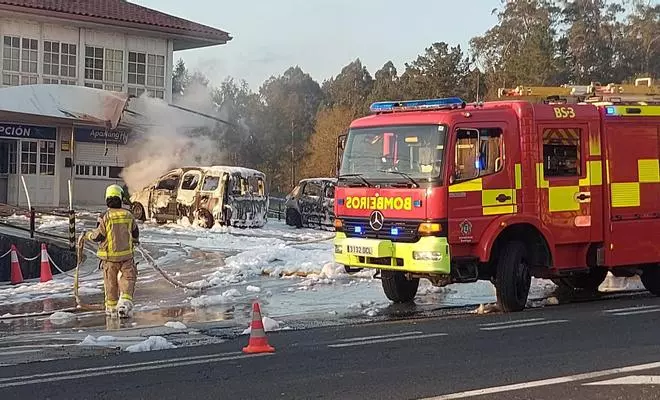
284,177,336,230
129,166,268,228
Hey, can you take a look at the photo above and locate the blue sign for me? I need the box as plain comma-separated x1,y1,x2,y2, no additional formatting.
74,127,129,145
0,123,57,140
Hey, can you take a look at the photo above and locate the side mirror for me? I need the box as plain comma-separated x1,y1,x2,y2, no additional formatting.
336,132,348,176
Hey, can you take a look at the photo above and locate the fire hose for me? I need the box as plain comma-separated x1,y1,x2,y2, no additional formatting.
74,232,212,310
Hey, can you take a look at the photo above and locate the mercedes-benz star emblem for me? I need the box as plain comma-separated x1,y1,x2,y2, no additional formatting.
369,210,384,231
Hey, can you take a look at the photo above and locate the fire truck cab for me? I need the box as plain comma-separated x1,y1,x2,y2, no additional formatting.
333,79,660,311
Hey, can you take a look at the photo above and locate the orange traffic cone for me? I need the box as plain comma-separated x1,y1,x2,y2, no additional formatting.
10,245,23,285
242,301,275,354
40,243,53,283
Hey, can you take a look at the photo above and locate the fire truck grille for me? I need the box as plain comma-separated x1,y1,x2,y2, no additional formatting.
342,218,420,243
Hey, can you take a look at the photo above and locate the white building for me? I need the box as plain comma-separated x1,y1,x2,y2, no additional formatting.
0,0,230,207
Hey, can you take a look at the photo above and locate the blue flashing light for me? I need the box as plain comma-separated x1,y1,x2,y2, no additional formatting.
413,200,422,208
390,227,399,236
605,106,616,116
354,226,363,234
338,198,345,205
369,97,466,114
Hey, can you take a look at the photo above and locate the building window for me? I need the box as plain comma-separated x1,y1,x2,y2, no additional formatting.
0,141,17,174
39,140,56,175
128,52,146,85
109,166,123,179
43,78,77,85
43,41,77,81
542,128,581,177
85,46,124,90
84,46,104,81
75,165,110,177
2,36,38,86
104,49,123,84
128,51,164,98
20,141,38,175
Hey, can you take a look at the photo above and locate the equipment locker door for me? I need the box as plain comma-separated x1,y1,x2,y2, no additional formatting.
447,123,515,245
536,122,598,249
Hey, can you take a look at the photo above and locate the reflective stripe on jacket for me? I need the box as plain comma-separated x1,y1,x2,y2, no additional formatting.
86,208,138,262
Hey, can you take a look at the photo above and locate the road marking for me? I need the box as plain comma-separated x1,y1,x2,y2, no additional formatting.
338,331,424,342
0,349,41,356
584,375,660,385
0,351,255,387
329,333,447,348
417,361,660,399
479,319,569,331
479,318,545,327
604,305,660,314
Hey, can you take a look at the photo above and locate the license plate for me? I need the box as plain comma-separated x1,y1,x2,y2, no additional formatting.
346,245,373,255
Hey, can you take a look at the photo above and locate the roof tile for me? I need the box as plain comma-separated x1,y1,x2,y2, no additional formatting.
0,0,230,40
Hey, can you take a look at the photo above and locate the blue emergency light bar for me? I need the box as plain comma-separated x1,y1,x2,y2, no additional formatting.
369,97,466,113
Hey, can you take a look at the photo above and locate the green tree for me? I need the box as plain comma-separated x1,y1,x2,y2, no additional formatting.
558,0,625,83
300,106,354,179
366,61,403,104
322,59,374,116
258,66,324,190
470,0,562,97
400,42,472,100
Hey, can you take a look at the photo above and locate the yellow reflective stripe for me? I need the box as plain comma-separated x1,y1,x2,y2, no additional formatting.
515,164,522,189
589,135,601,156
611,182,640,207
482,189,515,206
638,159,660,183
535,163,549,188
589,161,603,186
120,293,133,300
607,105,660,117
548,186,580,212
606,160,611,184
578,160,603,187
449,178,482,192
482,205,515,215
98,248,133,257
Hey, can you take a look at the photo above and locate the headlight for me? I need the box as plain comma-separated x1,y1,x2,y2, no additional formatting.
413,251,443,261
334,245,343,254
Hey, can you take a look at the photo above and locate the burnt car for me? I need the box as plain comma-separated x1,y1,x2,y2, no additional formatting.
284,177,336,230
129,166,268,228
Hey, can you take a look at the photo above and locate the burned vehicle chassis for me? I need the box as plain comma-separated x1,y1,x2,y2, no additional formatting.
130,166,268,229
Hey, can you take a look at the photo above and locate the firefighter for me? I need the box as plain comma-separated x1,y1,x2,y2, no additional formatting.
85,184,140,317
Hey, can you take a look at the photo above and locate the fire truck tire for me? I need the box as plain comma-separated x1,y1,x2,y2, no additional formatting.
641,267,660,296
381,270,419,303
552,268,607,292
495,241,531,312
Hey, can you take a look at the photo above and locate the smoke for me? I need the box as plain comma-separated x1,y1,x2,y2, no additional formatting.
119,81,232,194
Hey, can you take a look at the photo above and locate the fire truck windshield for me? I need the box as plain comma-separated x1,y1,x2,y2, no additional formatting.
339,124,447,183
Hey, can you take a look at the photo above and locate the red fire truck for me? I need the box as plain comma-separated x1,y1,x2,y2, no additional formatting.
333,78,660,312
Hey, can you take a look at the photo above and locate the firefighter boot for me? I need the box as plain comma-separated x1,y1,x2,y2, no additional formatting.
105,304,118,317
117,297,134,318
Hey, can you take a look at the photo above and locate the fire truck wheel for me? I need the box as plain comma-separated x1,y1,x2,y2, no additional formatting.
552,268,607,292
495,241,531,312
381,270,419,303
641,267,660,296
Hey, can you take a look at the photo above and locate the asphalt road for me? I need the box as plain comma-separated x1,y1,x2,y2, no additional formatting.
1,295,660,400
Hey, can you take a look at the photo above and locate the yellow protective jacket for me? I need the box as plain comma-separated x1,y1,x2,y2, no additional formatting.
85,207,139,262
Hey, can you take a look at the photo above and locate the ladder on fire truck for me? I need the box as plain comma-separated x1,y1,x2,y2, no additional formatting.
497,77,660,105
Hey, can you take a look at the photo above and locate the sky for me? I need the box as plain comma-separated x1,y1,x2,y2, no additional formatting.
133,0,503,90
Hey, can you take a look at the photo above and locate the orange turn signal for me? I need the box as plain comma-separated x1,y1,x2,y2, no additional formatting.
418,222,442,234
333,219,343,230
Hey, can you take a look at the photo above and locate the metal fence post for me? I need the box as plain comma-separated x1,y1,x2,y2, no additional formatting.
68,210,76,250
29,207,35,238
278,202,282,221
